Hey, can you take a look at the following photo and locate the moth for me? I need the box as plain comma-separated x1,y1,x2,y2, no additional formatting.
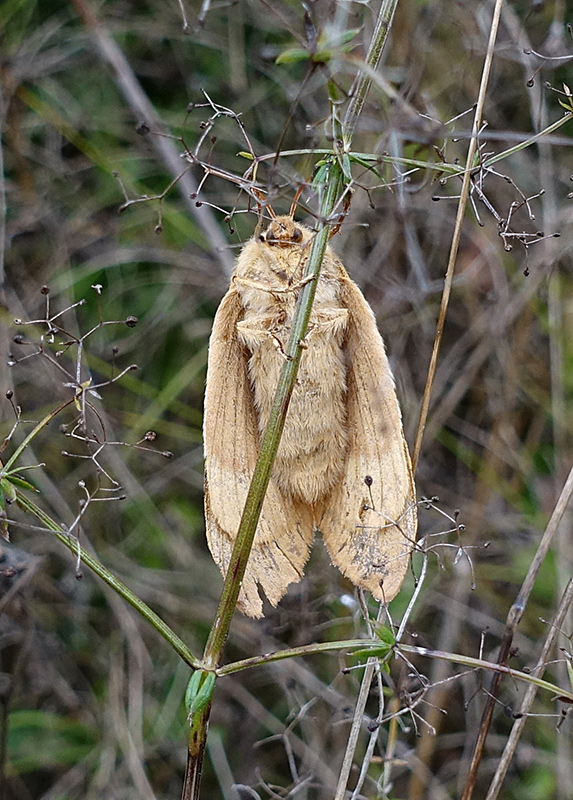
204,210,417,617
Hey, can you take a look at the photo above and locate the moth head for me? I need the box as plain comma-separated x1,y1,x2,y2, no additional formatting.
261,217,304,248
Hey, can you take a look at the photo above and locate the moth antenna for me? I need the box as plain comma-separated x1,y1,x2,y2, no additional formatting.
250,187,267,213
289,185,305,218
330,189,353,238
251,188,276,236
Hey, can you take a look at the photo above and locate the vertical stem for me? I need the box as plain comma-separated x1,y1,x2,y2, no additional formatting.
460,463,573,800
182,169,344,800
343,0,400,147
202,171,344,670
412,0,505,472
182,705,212,800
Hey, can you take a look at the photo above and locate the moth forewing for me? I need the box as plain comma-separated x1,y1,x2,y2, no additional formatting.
203,268,315,618
318,276,417,603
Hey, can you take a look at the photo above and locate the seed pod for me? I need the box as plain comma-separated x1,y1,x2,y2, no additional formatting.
204,213,417,617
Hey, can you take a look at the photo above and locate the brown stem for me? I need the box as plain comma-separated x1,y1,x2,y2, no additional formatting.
460,463,573,800
412,0,505,472
181,705,212,800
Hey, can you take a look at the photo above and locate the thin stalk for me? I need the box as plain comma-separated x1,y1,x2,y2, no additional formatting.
412,0,505,472
460,462,573,800
485,576,573,800
15,491,199,668
334,606,386,800
216,640,573,702
343,0,399,147
2,399,75,474
334,656,379,800
253,106,573,171
482,111,573,167
201,170,344,670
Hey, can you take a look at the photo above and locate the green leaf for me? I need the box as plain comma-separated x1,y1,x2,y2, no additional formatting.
5,474,39,493
339,152,352,181
185,670,216,716
351,628,395,661
276,28,360,65
276,47,310,65
352,644,393,660
0,485,8,541
0,478,16,504
338,28,361,46
313,28,361,62
349,153,382,179
311,159,333,189
375,625,396,646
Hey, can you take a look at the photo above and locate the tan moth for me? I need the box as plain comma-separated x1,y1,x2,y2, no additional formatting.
203,207,417,617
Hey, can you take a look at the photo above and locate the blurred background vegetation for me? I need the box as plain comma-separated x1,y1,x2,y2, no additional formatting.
1,0,572,798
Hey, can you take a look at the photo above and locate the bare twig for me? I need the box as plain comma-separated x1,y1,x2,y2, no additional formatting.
484,576,573,800
334,606,385,800
412,0,505,472
460,464,573,800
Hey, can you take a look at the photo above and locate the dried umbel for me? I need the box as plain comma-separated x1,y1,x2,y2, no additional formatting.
204,212,417,617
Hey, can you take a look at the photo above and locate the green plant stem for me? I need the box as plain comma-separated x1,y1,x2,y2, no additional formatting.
2,400,75,474
182,5,406,797
181,165,345,800
201,168,344,671
251,111,573,174
334,654,380,800
15,491,200,668
483,111,573,167
342,0,399,147
216,639,573,702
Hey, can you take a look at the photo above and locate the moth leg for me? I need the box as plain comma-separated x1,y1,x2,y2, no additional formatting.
233,276,276,293
233,274,314,295
299,309,349,348
289,274,315,291
233,276,292,296
271,334,292,361
236,321,291,361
